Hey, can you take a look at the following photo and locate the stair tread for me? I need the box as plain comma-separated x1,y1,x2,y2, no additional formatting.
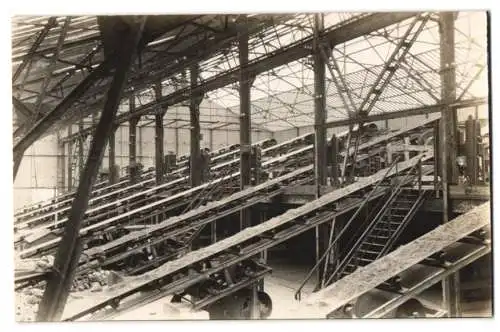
358,248,380,255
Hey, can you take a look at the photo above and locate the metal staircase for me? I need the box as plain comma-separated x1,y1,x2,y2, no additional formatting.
295,155,428,299
324,160,427,287
338,189,426,280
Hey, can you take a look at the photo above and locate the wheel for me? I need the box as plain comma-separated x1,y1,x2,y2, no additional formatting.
395,299,427,318
257,291,273,319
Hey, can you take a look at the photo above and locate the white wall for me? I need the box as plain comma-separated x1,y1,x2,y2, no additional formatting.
14,134,59,210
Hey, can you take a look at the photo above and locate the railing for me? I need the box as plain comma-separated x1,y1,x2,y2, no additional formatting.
323,156,424,286
294,156,402,301
378,173,426,258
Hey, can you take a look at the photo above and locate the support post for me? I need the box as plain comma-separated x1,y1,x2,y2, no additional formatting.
465,115,478,185
129,96,140,182
67,126,73,191
56,132,66,194
439,11,461,318
190,64,203,187
238,24,254,230
36,19,144,322
153,83,167,184
209,129,214,151
434,120,441,198
155,110,166,183
313,13,329,287
314,13,327,191
78,119,84,176
108,125,118,184
330,134,339,187
249,283,260,319
404,137,410,161
211,221,217,244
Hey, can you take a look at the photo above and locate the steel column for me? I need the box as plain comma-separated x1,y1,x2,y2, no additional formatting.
36,19,145,322
249,283,260,319
314,13,327,189
129,95,140,182
440,12,459,184
330,134,339,187
155,110,166,184
313,13,329,288
56,132,66,194
153,83,167,184
465,116,478,185
129,116,140,181
209,129,214,151
78,119,84,176
239,24,254,230
190,64,203,187
67,126,73,191
108,126,118,184
434,120,441,198
439,11,461,318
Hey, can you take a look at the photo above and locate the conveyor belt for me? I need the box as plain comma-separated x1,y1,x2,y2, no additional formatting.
60,153,433,321
13,141,256,216
17,144,319,259
292,201,490,319
14,134,313,238
13,123,370,245
79,165,314,273
15,138,278,226
15,114,433,226
18,117,436,259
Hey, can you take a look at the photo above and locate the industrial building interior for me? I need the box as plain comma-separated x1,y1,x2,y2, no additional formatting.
11,12,491,321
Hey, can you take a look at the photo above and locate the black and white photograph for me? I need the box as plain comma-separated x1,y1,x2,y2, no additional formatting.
3,4,494,326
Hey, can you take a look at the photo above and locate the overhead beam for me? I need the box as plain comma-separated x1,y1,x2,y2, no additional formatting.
40,17,286,135
13,58,114,180
324,98,487,128
12,96,34,120
12,17,57,83
12,35,101,63
30,17,71,124
68,12,418,139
